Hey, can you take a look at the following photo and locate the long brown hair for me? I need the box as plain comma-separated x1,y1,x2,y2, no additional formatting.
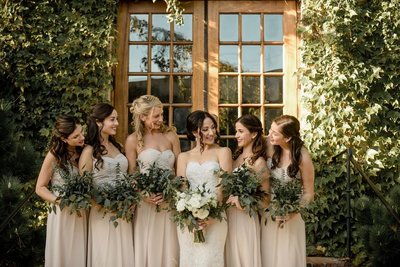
271,115,304,178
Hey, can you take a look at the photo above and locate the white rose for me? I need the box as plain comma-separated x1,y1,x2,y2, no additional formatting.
193,208,209,219
176,199,186,212
188,195,202,209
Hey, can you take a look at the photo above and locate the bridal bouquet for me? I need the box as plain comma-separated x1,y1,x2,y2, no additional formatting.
268,174,302,228
51,169,93,217
92,166,141,227
218,164,267,217
172,184,226,243
132,161,180,212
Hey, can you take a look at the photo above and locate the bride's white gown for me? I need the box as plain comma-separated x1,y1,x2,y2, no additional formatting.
177,161,228,267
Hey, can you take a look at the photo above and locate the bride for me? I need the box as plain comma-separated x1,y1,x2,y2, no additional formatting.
176,110,232,267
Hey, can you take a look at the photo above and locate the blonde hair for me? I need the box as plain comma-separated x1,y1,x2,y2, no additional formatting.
130,95,175,149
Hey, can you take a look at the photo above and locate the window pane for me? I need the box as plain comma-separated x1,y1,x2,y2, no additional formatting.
151,76,169,102
219,107,237,135
264,45,283,72
219,45,238,72
219,76,238,104
264,76,283,103
174,14,192,41
173,76,192,103
174,107,191,135
220,14,238,41
264,14,283,41
129,45,148,72
265,108,283,131
173,45,192,72
151,45,170,72
242,107,260,118
242,14,260,41
180,139,192,152
242,76,260,103
242,45,260,72
219,138,236,153
130,14,149,41
129,76,147,103
152,14,170,41
163,107,169,126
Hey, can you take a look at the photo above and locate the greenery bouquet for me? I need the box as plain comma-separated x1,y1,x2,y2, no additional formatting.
268,174,303,228
132,161,181,212
218,164,267,217
92,168,141,227
51,169,93,217
172,184,226,243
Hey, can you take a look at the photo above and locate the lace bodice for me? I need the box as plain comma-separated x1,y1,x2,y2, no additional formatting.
137,149,175,173
92,154,128,188
186,161,220,194
51,164,78,187
267,158,300,182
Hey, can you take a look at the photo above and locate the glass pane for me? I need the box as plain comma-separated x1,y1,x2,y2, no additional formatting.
242,107,260,118
264,76,283,103
180,139,192,152
219,76,238,104
219,45,238,72
242,14,260,41
219,107,237,135
151,76,169,103
128,76,147,103
219,138,236,153
264,14,283,41
163,107,169,125
174,107,191,135
129,45,148,72
128,111,134,134
242,76,260,103
130,14,149,41
174,14,192,41
173,45,192,72
265,108,283,131
242,45,260,72
220,14,238,41
152,14,171,41
151,45,170,72
264,45,283,72
173,76,192,103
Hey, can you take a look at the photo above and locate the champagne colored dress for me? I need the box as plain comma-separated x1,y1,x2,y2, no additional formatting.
134,148,179,267
260,159,306,267
225,165,262,267
177,161,228,267
45,165,87,267
87,154,134,267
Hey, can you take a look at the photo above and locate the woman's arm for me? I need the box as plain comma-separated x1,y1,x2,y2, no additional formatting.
35,152,58,203
299,148,315,205
78,145,94,175
125,134,138,174
253,157,271,209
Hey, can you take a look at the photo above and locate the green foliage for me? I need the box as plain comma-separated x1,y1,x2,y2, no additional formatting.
299,0,400,262
0,0,118,151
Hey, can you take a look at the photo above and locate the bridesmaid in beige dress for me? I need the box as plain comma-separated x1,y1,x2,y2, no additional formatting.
35,115,87,267
79,103,134,267
125,95,181,267
261,115,315,267
225,114,269,267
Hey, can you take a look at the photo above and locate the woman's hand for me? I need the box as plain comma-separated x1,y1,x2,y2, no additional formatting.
150,193,164,205
226,195,244,210
198,218,216,230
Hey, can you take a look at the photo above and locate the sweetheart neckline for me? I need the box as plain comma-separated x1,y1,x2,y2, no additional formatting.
102,153,125,160
187,160,219,166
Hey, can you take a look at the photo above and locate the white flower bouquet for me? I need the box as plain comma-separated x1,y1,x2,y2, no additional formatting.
172,183,225,243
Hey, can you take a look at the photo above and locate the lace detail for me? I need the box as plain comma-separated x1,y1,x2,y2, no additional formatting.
51,164,78,187
266,158,300,182
137,149,175,173
186,161,220,194
92,154,128,188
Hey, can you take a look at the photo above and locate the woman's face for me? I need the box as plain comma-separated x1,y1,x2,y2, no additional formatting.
197,117,217,145
142,107,163,130
101,109,119,136
65,124,85,147
268,122,287,146
235,122,256,148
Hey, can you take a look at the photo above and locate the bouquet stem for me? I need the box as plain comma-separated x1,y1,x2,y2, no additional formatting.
193,229,205,243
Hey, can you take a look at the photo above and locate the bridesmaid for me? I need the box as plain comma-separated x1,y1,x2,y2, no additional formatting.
261,115,315,267
225,114,269,267
125,95,181,267
35,115,87,267
79,103,134,267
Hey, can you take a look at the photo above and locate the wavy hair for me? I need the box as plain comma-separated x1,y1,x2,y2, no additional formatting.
186,110,220,153
86,103,123,170
130,95,174,150
49,115,82,173
270,115,304,178
232,114,267,165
